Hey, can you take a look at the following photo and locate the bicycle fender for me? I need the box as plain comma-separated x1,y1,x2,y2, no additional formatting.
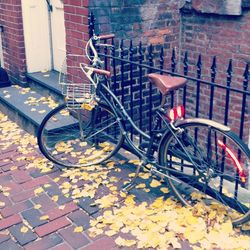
176,118,231,132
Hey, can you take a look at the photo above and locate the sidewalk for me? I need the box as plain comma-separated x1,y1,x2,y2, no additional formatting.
0,111,249,250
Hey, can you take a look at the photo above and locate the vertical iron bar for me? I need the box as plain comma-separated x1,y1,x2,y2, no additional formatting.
194,55,202,175
148,44,153,133
220,59,233,193
235,63,249,197
159,47,164,130
209,56,216,119
196,55,202,118
120,40,125,105
129,40,134,140
139,42,143,143
160,47,164,73
104,39,108,70
111,38,117,95
88,12,95,38
224,59,233,126
183,51,188,111
170,48,176,107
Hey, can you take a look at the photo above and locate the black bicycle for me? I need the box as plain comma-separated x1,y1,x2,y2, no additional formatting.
37,34,250,226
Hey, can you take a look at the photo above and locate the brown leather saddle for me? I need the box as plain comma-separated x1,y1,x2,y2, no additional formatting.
148,73,187,96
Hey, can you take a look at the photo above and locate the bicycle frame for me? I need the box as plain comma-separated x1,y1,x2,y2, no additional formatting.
95,77,206,182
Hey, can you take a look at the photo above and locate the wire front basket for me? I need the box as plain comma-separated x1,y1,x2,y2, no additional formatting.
59,55,96,109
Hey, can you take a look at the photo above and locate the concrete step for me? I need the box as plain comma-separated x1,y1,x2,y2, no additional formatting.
26,70,64,102
0,85,69,135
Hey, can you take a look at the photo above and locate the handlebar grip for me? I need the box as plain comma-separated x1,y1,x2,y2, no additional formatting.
92,68,111,78
98,34,115,40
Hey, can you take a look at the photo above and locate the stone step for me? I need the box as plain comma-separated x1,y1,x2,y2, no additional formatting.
26,70,64,102
0,85,74,135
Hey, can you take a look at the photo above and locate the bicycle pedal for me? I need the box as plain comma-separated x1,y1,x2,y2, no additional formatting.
122,183,136,193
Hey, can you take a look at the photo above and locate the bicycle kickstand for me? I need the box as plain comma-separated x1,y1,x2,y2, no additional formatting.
122,161,144,193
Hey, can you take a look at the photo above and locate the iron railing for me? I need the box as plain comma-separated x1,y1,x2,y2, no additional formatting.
88,13,250,148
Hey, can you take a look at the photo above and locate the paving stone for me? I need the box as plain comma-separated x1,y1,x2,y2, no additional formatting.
3,181,22,195
25,233,63,250
0,162,13,172
57,194,73,205
59,226,90,249
0,232,10,244
11,189,35,203
9,223,37,246
68,210,90,230
78,197,99,216
44,182,62,196
21,208,47,228
80,236,116,250
0,214,22,230
21,175,50,190
0,193,12,208
47,201,78,221
1,200,33,218
12,170,32,184
1,163,13,172
45,183,72,205
0,151,19,161
0,145,18,154
50,243,72,250
29,167,57,178
31,193,57,213
35,217,71,237
0,239,23,250
0,172,12,183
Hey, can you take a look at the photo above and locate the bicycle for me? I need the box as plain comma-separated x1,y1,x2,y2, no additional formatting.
37,34,250,226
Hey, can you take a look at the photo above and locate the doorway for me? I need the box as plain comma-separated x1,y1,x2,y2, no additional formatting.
21,0,66,73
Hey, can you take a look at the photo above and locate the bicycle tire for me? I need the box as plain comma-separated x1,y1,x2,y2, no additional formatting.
158,119,250,226
37,102,124,168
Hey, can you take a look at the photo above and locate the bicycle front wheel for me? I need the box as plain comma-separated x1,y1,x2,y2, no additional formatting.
159,119,250,226
37,103,124,168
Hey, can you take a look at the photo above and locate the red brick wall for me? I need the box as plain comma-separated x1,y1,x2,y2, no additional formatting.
89,0,181,53
180,7,250,140
63,0,89,84
0,0,26,84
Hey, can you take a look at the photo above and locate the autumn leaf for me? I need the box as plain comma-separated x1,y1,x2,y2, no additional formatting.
150,179,161,188
40,215,49,221
74,226,83,233
34,204,42,209
20,226,29,233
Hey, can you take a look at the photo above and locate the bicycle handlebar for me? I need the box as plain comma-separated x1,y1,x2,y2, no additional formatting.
85,34,115,66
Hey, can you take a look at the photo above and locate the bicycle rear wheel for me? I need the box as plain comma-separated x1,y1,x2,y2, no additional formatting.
37,103,124,168
159,120,250,226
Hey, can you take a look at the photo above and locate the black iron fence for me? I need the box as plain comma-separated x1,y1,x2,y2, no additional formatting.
88,13,250,147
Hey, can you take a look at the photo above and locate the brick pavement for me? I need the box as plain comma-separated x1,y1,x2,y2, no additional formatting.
1,112,250,250
0,112,173,250
0,113,126,250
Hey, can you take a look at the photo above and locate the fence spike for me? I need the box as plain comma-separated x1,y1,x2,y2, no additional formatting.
88,12,95,38
139,42,143,62
183,51,188,75
129,40,134,58
243,63,249,89
227,59,233,75
197,54,202,67
148,44,153,67
211,56,217,81
171,48,176,72
160,47,164,71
